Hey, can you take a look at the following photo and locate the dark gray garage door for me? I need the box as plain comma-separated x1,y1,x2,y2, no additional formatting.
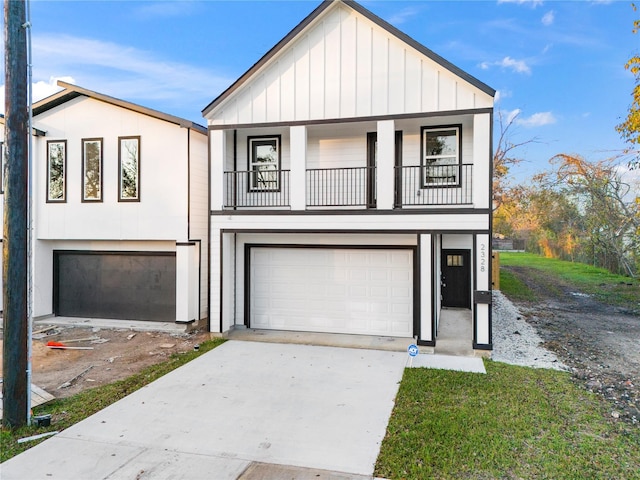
54,251,176,322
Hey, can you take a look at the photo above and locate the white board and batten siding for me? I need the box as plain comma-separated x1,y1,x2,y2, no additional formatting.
207,2,493,125
249,247,413,337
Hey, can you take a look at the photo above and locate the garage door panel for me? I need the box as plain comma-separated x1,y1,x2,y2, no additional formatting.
250,247,413,337
55,252,176,322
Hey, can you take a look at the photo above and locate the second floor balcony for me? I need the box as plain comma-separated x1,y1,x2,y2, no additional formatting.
223,164,474,210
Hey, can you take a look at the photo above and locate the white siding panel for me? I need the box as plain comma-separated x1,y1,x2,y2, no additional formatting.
309,26,326,119
265,63,281,123
439,72,457,111
405,54,422,113
324,16,341,119
422,60,439,111
355,21,372,117
371,34,388,115
252,75,267,123
250,247,413,337
280,50,296,120
237,88,252,124
340,12,358,118
294,38,310,121
388,41,405,115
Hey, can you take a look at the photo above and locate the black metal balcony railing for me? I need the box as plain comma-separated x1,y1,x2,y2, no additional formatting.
222,164,473,209
395,164,473,206
306,166,375,207
224,170,290,208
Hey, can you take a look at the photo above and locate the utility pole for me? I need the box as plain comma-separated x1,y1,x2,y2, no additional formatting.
3,0,29,428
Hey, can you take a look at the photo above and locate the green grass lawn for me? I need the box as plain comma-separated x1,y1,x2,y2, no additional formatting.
499,252,639,312
1,337,226,462
376,361,640,479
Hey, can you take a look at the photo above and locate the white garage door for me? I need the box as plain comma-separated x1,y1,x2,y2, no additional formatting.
249,247,413,337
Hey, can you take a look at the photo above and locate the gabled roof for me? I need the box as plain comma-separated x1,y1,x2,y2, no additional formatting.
202,0,495,117
33,81,207,135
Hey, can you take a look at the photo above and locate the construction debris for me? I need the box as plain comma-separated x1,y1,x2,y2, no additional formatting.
17,431,59,444
46,341,94,350
58,365,94,389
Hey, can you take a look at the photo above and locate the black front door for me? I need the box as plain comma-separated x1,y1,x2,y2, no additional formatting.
441,249,471,308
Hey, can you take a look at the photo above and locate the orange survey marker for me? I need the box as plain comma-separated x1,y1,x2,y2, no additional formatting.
46,341,93,350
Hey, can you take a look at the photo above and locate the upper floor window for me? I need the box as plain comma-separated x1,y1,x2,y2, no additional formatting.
248,135,280,191
47,140,67,202
118,136,140,202
421,126,461,187
82,138,103,202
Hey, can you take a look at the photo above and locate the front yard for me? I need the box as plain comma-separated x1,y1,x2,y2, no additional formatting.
375,361,639,479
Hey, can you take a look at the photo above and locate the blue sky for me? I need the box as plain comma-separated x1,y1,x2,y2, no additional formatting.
0,0,637,182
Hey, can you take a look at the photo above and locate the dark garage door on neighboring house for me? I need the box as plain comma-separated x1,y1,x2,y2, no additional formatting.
54,251,176,322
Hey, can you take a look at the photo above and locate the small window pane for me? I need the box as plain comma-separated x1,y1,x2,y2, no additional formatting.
249,136,280,191
83,138,102,201
47,140,66,202
447,255,464,267
119,136,140,201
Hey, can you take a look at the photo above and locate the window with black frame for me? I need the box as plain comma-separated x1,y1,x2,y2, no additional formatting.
47,140,67,202
248,136,280,191
82,138,103,202
422,126,461,187
118,136,140,202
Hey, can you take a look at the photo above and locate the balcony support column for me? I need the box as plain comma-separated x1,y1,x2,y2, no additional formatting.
376,120,395,210
290,125,307,211
210,129,226,211
473,113,491,209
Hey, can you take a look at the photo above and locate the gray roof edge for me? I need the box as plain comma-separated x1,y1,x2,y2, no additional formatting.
33,81,207,135
202,0,495,119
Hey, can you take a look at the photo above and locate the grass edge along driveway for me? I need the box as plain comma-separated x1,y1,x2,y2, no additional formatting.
375,360,640,479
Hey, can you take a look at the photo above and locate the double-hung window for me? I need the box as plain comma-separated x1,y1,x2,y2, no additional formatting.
422,126,461,187
47,140,67,202
248,136,280,191
118,136,140,202
82,138,103,202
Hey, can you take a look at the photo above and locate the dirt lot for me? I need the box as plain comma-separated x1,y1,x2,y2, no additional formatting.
0,324,212,399
504,265,640,427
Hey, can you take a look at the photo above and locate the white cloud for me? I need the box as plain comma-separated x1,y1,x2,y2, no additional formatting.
32,76,76,103
387,7,421,25
506,108,522,124
481,56,532,75
516,111,557,127
497,0,544,7
541,10,555,26
13,33,234,119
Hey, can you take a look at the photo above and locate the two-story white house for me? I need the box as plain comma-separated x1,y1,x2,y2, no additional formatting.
204,0,495,352
23,82,209,325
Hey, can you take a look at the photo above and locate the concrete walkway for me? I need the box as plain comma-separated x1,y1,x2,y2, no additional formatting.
2,341,406,480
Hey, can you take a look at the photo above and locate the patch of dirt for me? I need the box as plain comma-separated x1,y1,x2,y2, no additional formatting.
0,324,212,399
504,265,640,428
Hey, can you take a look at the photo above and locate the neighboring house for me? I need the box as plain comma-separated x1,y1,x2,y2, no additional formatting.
204,0,495,351
23,82,209,325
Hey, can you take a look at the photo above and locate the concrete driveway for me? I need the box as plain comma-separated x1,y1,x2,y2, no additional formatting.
2,340,407,479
